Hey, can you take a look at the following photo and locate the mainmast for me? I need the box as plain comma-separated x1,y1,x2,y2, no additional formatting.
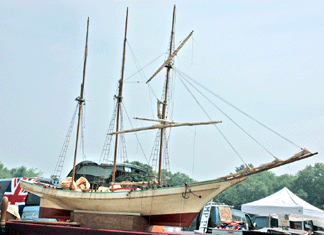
111,8,128,189
157,5,176,186
71,17,90,186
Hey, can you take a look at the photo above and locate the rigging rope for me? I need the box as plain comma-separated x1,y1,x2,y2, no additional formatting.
175,68,302,150
182,75,277,159
119,106,128,164
149,131,161,176
121,102,149,164
192,127,196,178
162,130,171,185
125,40,186,119
53,103,79,179
177,71,278,159
81,104,86,161
177,74,248,165
99,96,118,164
125,41,160,100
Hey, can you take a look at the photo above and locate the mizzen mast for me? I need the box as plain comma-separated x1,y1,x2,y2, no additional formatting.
71,17,90,186
111,8,129,189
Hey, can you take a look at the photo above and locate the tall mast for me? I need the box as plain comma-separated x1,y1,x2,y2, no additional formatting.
158,5,176,186
111,8,128,189
71,17,90,187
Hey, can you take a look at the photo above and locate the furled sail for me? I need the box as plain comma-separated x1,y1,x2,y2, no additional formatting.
108,120,221,135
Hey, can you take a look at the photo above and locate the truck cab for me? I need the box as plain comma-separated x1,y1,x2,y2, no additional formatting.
187,202,255,234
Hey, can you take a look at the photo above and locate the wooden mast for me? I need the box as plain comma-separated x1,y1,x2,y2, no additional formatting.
111,8,128,190
71,17,89,187
158,5,176,186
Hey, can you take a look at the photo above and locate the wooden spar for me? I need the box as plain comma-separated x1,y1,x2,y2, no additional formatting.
108,120,222,135
111,8,128,190
112,179,158,186
146,30,194,84
134,117,181,123
157,5,176,185
71,17,89,187
217,149,318,180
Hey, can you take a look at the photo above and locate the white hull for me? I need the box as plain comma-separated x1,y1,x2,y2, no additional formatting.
21,177,246,226
20,149,316,226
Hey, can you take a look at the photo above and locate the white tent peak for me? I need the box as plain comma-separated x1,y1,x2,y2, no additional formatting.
241,187,324,220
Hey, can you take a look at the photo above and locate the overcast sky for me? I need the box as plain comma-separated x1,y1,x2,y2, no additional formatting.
0,0,323,181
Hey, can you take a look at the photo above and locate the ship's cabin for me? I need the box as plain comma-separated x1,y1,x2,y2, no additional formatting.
66,161,148,189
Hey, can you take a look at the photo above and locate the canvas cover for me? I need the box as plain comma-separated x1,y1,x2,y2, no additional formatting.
219,206,232,222
241,187,324,221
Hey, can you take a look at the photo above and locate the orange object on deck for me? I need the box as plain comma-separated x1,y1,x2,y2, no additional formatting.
149,225,164,232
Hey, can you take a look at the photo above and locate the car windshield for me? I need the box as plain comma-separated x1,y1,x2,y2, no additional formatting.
232,209,246,221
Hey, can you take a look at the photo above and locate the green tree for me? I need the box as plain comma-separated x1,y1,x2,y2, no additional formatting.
272,174,296,192
170,172,197,186
51,175,59,181
128,161,155,181
0,162,11,179
127,161,197,186
0,162,42,179
214,171,272,209
214,164,288,209
291,163,324,209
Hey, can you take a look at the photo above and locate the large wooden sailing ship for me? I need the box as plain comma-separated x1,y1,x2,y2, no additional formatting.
20,7,317,227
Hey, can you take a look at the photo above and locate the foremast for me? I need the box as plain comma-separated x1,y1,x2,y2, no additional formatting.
111,8,129,190
71,17,90,187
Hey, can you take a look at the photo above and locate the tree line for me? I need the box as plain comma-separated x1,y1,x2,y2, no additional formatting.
213,163,324,210
0,162,42,179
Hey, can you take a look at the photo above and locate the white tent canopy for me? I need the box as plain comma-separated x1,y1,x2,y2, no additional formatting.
241,187,324,221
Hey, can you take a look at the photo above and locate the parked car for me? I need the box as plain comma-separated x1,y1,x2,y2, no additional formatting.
251,215,278,229
251,215,322,232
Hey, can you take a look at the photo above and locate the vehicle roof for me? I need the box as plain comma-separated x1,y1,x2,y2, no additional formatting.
0,178,13,182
